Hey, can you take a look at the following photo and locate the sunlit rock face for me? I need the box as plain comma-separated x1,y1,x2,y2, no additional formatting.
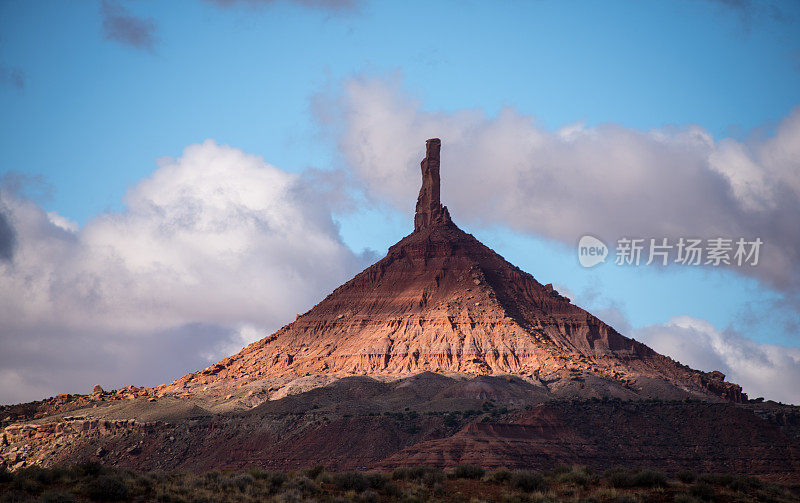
166,139,745,404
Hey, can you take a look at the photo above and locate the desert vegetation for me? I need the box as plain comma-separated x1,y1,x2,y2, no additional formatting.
1,463,797,503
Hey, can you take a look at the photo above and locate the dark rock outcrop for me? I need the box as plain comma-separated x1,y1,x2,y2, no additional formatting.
3,375,797,481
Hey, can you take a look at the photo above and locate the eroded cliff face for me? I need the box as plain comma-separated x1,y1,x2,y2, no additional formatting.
0,139,768,476
164,139,744,403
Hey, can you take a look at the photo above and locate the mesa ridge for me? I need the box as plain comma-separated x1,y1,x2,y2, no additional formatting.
6,139,797,482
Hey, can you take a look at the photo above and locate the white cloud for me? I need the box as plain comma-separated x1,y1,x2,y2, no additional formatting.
0,140,368,403
634,316,800,405
317,74,800,294
0,369,54,406
200,323,266,363
46,211,79,233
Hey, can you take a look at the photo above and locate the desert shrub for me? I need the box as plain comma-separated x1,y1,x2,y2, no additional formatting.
443,414,459,428
229,473,253,491
246,466,264,479
10,474,41,494
304,465,325,479
401,482,430,502
489,468,512,483
529,492,557,503
285,475,319,495
391,466,414,480
501,493,526,503
85,474,129,501
241,469,286,494
591,488,638,502
203,471,222,482
590,487,620,500
247,467,285,483
604,467,632,488
27,466,61,485
451,464,485,480
130,473,154,492
602,467,666,489
38,491,77,503
756,485,791,501
74,461,104,477
729,475,763,492
630,469,667,488
676,470,697,484
365,473,387,490
13,467,45,486
266,470,288,490
689,482,715,501
331,471,369,492
360,489,379,503
391,465,442,483
555,466,594,486
275,489,304,503
382,481,402,497
422,469,445,487
510,470,547,492
697,473,733,486
0,490,35,503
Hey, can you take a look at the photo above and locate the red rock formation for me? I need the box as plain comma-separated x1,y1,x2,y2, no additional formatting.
1,139,784,478
414,138,451,231
166,139,744,403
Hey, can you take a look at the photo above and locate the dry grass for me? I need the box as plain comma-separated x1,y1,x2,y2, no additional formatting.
0,463,797,502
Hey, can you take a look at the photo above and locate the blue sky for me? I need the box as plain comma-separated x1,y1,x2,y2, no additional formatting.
1,0,800,403
3,0,799,222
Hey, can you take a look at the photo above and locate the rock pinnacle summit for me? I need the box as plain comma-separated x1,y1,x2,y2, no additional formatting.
414,138,451,231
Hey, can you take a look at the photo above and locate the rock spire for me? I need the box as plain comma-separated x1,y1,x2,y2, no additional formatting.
414,138,451,231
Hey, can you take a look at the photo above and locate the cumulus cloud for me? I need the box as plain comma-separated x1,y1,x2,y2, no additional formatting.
316,74,800,294
0,370,54,407
0,140,368,403
0,209,15,261
99,0,158,51
634,316,800,404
